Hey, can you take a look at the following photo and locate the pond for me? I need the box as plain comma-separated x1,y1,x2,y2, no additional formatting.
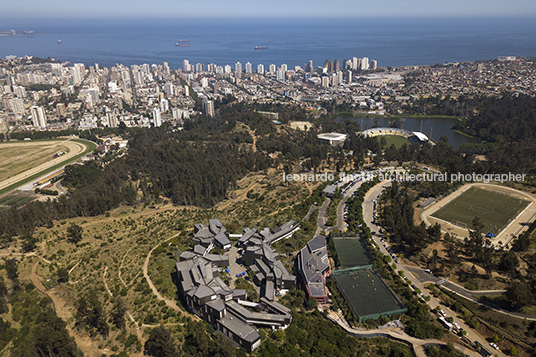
334,115,480,150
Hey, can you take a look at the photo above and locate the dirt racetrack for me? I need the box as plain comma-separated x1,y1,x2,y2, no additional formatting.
0,139,88,192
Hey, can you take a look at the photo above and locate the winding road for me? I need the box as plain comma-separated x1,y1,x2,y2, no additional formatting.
362,179,507,357
309,168,520,356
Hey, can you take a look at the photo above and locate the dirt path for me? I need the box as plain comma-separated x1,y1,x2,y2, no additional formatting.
143,233,200,321
216,170,273,211
118,246,141,288
0,250,51,263
304,181,313,195
103,267,144,344
31,261,109,356
250,130,257,153
242,124,257,153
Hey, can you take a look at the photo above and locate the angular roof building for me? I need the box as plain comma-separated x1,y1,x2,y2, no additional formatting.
174,219,298,352
298,235,331,304
194,219,231,251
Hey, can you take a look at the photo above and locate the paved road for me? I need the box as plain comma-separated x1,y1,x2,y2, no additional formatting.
404,266,507,296
303,204,318,221
312,171,491,357
327,311,481,357
317,168,398,235
363,181,507,357
316,198,331,235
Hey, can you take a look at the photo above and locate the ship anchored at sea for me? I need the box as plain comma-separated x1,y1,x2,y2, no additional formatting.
254,46,268,50
176,39,191,47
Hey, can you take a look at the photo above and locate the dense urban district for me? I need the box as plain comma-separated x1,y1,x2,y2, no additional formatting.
1,54,536,357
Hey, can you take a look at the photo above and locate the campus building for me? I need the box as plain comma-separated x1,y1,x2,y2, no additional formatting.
193,219,232,251
237,221,299,300
175,219,299,351
298,235,330,304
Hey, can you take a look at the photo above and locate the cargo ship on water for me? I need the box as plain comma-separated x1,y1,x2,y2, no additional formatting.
176,39,191,47
255,46,268,50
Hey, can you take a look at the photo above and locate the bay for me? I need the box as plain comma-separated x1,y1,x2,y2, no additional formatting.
1,17,535,69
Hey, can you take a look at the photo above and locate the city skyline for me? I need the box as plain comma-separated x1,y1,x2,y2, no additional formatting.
3,0,536,19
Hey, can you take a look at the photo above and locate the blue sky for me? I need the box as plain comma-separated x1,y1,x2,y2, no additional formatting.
4,0,536,18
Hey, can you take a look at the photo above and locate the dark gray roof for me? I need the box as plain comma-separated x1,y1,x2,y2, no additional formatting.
194,227,213,240
264,220,299,244
260,298,291,315
255,258,271,276
194,223,206,232
225,300,289,325
194,244,207,255
203,254,229,265
218,312,260,343
308,235,326,254
259,228,271,239
255,272,265,283
238,228,257,244
233,289,247,299
262,243,275,263
274,260,294,280
299,236,329,298
215,233,231,247
180,251,197,261
210,277,232,292
209,218,224,235
249,237,263,246
323,184,337,196
206,298,226,312
194,285,216,299
263,280,275,301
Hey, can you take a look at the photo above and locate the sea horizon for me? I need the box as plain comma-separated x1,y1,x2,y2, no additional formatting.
1,16,535,69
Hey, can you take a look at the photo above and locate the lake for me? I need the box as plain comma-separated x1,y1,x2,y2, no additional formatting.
335,115,480,150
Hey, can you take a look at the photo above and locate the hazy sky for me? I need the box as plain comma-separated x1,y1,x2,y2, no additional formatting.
4,0,536,18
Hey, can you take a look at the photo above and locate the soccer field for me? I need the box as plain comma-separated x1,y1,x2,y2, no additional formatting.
431,187,530,235
332,237,373,268
333,269,406,323
377,135,410,149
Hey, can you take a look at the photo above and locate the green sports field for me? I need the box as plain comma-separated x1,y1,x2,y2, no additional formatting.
0,193,38,212
431,187,530,235
377,135,410,149
333,269,406,323
332,237,373,268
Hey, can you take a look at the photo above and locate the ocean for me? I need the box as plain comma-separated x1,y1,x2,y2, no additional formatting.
1,17,536,69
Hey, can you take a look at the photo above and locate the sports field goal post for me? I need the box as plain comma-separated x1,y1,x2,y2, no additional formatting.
455,221,467,229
